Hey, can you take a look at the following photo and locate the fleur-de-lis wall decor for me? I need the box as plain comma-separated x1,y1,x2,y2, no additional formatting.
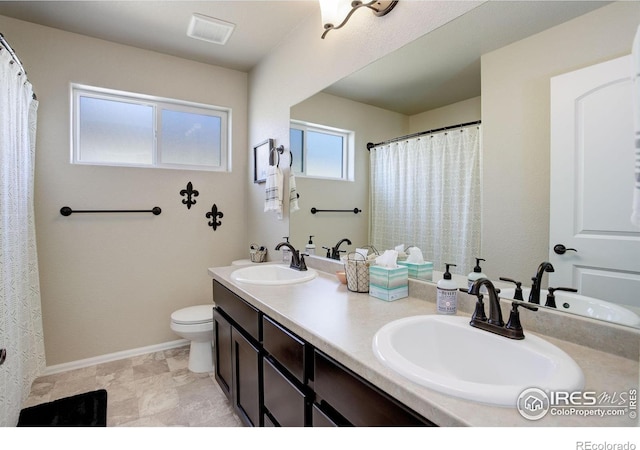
180,182,199,209
206,204,224,231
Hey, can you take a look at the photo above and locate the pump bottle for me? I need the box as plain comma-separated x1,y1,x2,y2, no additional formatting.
468,258,487,289
437,263,458,315
305,235,316,256
281,236,291,263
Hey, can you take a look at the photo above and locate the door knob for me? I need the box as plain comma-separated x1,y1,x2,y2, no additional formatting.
554,244,577,255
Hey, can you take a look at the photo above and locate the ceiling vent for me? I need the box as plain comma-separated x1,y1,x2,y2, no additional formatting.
187,13,235,45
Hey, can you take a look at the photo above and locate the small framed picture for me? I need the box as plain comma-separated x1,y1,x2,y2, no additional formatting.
253,139,273,184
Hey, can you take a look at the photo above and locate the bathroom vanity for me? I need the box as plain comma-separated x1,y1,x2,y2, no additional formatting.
212,279,432,426
208,263,639,427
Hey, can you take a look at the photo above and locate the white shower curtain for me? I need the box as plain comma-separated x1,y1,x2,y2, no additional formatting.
370,126,482,275
0,48,45,426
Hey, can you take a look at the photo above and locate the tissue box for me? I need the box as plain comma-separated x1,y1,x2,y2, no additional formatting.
397,261,433,281
369,285,409,302
369,265,409,289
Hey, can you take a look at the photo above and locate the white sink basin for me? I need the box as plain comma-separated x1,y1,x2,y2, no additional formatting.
499,287,640,327
372,315,583,407
230,264,317,285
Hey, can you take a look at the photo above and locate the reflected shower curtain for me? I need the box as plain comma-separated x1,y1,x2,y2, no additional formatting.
0,49,45,426
370,126,482,275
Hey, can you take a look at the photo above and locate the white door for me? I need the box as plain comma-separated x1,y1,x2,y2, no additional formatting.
549,55,640,311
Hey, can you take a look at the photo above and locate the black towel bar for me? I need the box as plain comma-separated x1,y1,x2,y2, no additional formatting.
60,206,161,216
311,207,361,214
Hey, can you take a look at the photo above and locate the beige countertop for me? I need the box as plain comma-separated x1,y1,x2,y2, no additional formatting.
208,262,639,427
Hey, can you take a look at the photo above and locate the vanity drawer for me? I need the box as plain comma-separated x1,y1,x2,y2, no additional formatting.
263,357,307,427
262,316,308,384
313,350,434,427
312,403,340,427
213,280,261,342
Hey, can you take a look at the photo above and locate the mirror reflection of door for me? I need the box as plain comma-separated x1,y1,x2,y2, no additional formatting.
549,54,639,314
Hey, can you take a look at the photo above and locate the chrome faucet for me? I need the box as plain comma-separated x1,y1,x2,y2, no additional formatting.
275,242,307,271
468,277,537,340
529,262,555,304
330,238,352,260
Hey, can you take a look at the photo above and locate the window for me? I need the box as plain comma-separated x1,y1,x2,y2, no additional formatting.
72,84,230,171
290,120,354,181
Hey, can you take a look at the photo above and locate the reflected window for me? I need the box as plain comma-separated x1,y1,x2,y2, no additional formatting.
290,120,353,180
72,84,230,172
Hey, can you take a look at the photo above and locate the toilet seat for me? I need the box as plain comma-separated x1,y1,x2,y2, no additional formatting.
171,305,213,325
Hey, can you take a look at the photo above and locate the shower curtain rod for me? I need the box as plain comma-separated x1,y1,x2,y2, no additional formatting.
0,33,37,100
366,120,481,150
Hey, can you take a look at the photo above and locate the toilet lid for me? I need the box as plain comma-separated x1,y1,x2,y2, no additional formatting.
171,305,213,325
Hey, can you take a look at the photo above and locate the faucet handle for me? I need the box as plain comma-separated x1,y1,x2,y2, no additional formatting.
505,303,525,339
298,253,308,271
472,293,488,322
545,287,577,308
510,299,539,312
505,300,539,340
499,277,523,300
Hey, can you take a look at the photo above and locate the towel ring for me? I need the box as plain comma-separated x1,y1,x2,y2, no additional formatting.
269,145,284,166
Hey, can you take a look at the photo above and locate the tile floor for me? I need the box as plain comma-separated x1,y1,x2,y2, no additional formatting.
23,345,243,427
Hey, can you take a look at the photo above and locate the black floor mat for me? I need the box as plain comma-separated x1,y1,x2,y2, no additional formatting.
17,389,107,427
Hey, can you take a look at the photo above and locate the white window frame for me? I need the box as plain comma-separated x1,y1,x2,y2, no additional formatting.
290,120,354,181
71,83,231,172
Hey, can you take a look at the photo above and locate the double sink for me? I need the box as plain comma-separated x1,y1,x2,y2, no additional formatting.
229,263,584,407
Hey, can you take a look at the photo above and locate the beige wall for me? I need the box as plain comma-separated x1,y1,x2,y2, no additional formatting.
290,92,408,252
481,1,640,285
409,96,481,133
0,16,248,366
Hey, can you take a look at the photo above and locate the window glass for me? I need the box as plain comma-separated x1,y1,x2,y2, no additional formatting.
289,121,352,181
72,84,230,172
160,109,222,167
78,96,153,165
306,130,344,178
289,128,304,174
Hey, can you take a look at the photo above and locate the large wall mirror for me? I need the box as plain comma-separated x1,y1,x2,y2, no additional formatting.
289,1,640,329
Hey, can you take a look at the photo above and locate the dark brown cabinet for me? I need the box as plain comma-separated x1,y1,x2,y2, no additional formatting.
213,280,263,427
313,350,435,426
232,327,261,426
262,316,312,426
213,309,232,399
263,357,307,426
212,279,435,427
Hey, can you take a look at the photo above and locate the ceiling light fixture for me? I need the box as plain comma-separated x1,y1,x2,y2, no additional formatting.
320,0,398,39
187,13,235,45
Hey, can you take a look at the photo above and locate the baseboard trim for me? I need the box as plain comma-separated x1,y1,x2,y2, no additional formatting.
42,339,189,376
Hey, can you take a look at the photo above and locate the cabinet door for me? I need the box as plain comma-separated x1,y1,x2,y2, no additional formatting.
232,327,262,427
213,308,232,400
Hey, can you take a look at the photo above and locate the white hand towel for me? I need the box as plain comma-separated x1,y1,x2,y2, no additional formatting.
289,172,300,213
632,24,640,227
264,165,283,219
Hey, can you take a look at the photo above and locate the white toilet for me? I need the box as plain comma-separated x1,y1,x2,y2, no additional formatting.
170,305,214,373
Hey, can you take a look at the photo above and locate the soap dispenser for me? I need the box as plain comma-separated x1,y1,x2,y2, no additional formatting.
305,236,316,256
437,263,458,315
468,258,487,289
281,236,291,263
